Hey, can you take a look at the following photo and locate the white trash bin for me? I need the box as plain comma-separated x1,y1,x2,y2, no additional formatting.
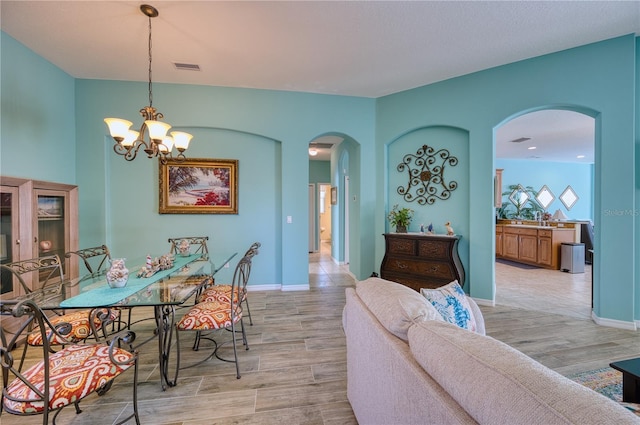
561,242,585,273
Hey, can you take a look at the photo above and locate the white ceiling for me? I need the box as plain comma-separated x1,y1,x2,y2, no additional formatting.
2,1,636,162
496,110,595,163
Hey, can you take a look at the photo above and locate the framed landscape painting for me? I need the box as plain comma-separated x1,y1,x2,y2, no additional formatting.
159,158,238,214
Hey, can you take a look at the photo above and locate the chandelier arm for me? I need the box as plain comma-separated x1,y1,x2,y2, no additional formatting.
113,140,148,162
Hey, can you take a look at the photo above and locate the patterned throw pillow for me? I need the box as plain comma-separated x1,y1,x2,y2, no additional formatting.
420,280,477,332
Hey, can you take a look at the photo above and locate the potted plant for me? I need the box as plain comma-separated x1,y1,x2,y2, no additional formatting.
388,204,414,233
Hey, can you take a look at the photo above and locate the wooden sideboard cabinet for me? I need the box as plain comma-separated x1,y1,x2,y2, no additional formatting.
380,233,465,292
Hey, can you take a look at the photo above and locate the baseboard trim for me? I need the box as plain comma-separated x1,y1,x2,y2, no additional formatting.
591,311,637,330
472,297,495,307
247,284,311,292
246,284,281,292
281,284,310,291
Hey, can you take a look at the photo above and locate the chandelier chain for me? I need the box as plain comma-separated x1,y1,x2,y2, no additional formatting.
148,13,153,107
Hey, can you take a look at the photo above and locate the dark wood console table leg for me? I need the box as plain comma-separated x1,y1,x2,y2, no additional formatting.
620,372,640,403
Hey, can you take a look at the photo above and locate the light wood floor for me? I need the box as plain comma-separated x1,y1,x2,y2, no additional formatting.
4,244,640,424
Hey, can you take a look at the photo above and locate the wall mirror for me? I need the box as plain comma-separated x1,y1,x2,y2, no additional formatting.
508,184,530,209
560,185,579,210
535,185,555,211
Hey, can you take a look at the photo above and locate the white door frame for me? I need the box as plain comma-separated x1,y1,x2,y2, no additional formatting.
308,184,315,252
344,176,350,264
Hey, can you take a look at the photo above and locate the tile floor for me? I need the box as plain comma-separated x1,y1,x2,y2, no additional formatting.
2,242,639,424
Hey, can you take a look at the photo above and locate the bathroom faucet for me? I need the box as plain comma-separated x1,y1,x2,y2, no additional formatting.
534,211,542,223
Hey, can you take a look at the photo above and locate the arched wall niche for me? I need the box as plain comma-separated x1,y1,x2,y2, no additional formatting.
385,125,471,289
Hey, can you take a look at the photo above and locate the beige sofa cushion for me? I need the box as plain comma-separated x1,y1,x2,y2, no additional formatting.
408,320,638,425
356,277,443,341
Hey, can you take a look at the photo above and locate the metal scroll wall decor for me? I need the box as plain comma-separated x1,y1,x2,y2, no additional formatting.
396,144,459,205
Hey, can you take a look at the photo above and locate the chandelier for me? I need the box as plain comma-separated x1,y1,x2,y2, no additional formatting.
104,4,192,163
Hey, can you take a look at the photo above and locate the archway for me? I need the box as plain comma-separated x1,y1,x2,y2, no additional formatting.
494,107,596,316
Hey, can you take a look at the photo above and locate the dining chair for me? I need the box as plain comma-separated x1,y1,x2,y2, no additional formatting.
175,253,251,380
0,298,140,424
168,236,209,259
0,255,112,370
197,242,260,325
65,245,112,275
65,245,126,330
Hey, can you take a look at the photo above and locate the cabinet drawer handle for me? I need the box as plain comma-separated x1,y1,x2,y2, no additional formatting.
395,261,407,269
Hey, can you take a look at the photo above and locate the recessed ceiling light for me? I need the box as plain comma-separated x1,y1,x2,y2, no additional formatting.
576,155,585,159
527,146,537,150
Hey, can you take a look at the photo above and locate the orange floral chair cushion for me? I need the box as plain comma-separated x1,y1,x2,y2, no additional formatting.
176,301,242,331
3,344,134,415
27,309,119,346
198,285,244,304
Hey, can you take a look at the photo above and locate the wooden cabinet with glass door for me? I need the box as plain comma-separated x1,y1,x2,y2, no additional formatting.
0,177,78,299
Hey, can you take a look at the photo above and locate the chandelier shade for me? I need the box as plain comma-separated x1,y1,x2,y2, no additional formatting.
104,4,192,163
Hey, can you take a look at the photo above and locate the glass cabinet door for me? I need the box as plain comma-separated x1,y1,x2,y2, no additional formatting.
1,186,19,298
35,190,68,280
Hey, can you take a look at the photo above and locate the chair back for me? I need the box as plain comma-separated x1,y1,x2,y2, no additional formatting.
1,299,66,410
230,255,252,306
0,255,64,294
65,245,111,274
168,236,209,259
244,242,261,258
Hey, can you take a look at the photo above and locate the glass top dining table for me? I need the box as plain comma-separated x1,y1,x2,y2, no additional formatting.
13,251,237,390
18,252,237,310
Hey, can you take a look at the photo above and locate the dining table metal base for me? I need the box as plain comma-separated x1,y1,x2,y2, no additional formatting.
156,304,178,390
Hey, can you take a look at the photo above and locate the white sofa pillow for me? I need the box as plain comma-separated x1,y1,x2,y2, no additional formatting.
355,277,443,341
421,280,477,332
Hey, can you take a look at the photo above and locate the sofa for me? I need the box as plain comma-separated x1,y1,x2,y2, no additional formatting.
343,277,639,424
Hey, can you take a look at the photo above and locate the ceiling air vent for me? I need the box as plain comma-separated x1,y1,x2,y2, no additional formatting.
509,137,531,143
173,62,201,71
311,143,335,149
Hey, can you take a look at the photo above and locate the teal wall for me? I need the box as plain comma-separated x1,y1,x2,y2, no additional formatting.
309,161,330,184
73,79,375,288
1,30,638,326
376,35,637,324
1,33,76,183
496,159,594,221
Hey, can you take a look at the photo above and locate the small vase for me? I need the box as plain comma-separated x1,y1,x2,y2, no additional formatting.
396,225,407,233
178,240,191,257
106,258,129,288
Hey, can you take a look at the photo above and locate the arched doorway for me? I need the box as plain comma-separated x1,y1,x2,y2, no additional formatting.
494,108,596,316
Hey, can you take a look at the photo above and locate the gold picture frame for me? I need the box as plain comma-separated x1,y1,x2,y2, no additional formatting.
159,158,238,214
